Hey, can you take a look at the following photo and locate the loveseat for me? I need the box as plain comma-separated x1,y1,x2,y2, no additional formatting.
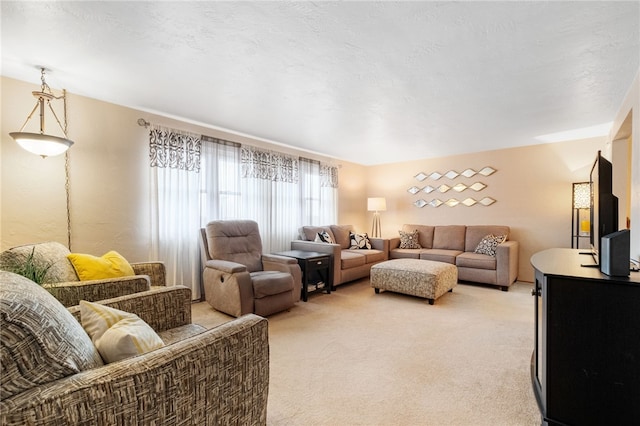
0,241,166,306
389,224,518,291
0,271,269,425
291,225,389,287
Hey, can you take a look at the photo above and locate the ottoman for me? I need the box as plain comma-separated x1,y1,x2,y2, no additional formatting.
370,259,458,305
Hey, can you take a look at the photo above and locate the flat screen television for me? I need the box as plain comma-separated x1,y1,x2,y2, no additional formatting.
589,150,619,266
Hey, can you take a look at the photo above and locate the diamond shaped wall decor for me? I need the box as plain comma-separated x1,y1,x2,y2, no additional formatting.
462,198,477,206
423,185,435,193
445,199,460,207
479,167,496,176
429,172,443,180
429,199,443,208
407,186,420,194
461,168,477,178
479,197,496,206
469,182,487,191
413,199,428,208
445,170,459,179
453,183,467,192
437,184,451,193
414,172,427,181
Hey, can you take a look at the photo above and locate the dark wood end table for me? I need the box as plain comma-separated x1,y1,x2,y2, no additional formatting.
275,250,332,302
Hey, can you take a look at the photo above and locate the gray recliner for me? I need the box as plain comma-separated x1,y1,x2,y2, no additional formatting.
200,220,302,317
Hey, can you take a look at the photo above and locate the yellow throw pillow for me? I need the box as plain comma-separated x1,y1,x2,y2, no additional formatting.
80,301,164,363
67,250,135,281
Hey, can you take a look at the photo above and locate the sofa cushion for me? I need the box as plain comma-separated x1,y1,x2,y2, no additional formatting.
250,271,294,298
0,242,78,283
80,301,165,364
399,229,422,249
474,234,507,257
349,232,372,249
345,249,386,264
432,226,466,251
340,251,366,269
330,225,353,249
420,249,462,264
456,252,497,270
465,226,510,252
0,271,103,400
402,224,434,249
390,249,422,259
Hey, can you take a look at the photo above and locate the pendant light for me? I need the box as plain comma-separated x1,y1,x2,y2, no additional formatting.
10,68,74,158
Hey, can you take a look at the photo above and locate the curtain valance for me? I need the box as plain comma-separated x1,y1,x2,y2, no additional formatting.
241,146,298,183
149,126,201,172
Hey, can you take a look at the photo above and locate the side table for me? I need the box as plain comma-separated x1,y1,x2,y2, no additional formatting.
275,250,332,302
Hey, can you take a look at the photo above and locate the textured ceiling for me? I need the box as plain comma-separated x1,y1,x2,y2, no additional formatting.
2,1,639,165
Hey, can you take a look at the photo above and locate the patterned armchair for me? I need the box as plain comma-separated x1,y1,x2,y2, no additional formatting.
0,271,269,425
0,241,166,306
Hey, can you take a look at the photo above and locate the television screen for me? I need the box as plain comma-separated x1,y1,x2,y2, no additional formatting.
589,150,618,265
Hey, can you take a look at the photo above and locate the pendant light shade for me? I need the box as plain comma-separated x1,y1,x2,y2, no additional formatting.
10,132,73,157
10,68,74,158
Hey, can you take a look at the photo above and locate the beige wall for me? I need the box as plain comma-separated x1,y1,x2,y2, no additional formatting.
609,70,639,261
364,139,605,282
2,69,638,283
1,76,355,261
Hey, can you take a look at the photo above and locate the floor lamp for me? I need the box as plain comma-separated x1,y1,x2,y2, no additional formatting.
368,197,387,238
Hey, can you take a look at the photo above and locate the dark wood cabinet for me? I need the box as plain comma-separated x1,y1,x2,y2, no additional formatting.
276,250,332,302
531,248,640,426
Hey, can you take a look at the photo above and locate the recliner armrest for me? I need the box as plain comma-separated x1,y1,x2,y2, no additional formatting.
262,254,298,264
205,259,248,273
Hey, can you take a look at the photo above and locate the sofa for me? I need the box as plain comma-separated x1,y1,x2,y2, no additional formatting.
0,271,269,425
291,225,389,287
0,241,166,306
389,224,518,291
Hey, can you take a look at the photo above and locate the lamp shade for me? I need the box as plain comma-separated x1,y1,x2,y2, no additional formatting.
367,197,387,212
11,132,73,158
572,182,590,209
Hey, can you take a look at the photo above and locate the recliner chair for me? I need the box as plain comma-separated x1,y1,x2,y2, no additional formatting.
200,220,302,317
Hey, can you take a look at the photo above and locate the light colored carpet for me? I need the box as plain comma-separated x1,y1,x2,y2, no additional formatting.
191,279,541,426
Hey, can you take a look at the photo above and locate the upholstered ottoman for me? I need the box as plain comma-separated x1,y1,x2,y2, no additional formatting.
370,259,457,305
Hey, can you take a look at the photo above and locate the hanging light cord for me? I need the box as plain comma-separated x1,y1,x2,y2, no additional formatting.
63,88,72,250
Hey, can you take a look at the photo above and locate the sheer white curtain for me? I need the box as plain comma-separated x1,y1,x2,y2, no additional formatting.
200,137,241,224
241,147,299,252
298,159,338,226
149,130,339,299
149,125,202,299
319,164,339,224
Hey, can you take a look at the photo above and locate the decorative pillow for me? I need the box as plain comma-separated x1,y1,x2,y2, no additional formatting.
399,229,422,249
80,301,164,364
349,232,372,249
314,231,335,244
67,250,135,281
0,271,103,400
474,234,507,257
